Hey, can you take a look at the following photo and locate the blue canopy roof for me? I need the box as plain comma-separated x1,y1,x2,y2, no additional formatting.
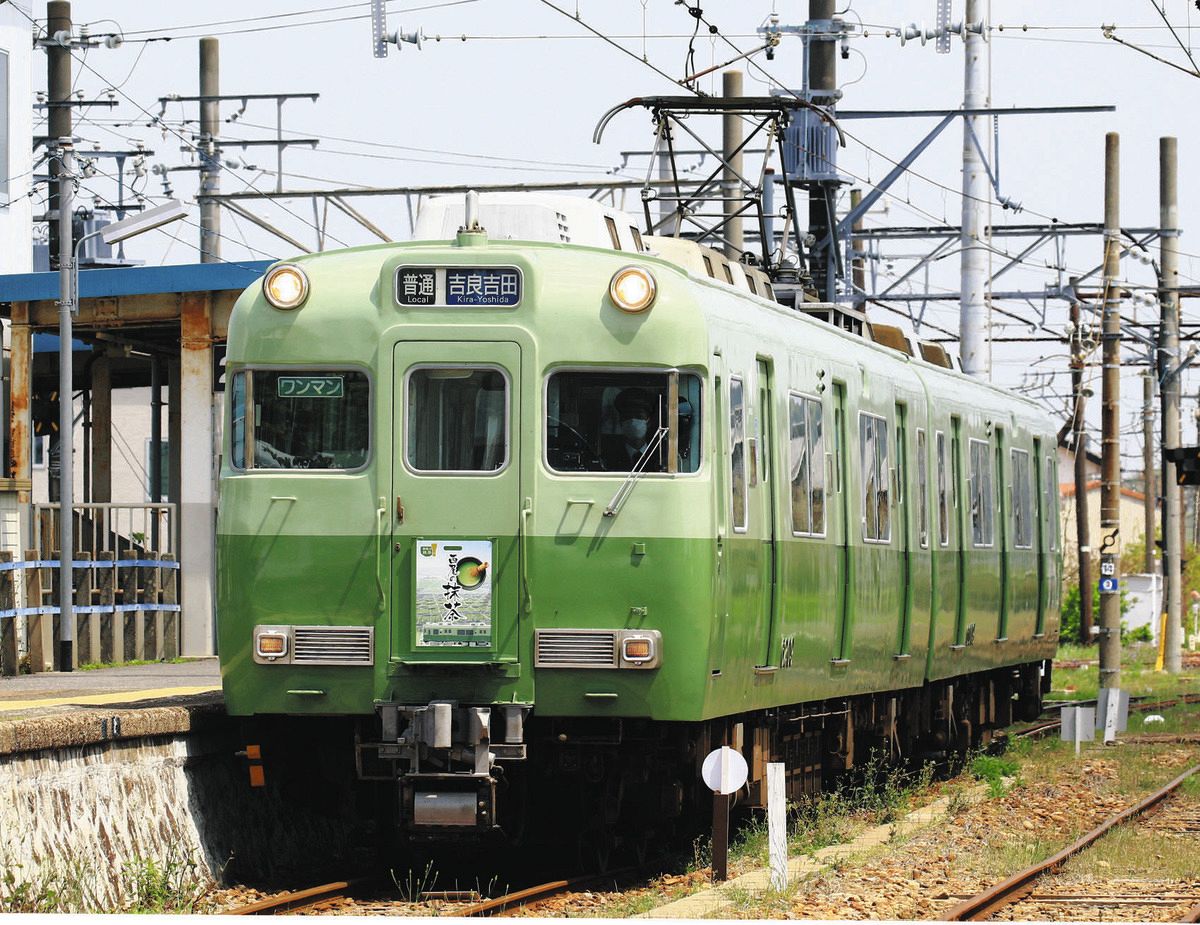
0,260,272,303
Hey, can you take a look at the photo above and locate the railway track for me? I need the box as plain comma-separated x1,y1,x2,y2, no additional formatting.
221,878,366,915
221,865,649,916
940,764,1200,921
1014,692,1200,741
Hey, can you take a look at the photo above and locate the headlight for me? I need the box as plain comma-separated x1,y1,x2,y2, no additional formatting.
263,264,310,310
609,266,657,313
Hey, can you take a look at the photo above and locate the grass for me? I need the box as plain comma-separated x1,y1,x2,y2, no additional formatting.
969,753,1021,798
656,641,1199,920
1049,640,1198,702
0,849,211,914
77,657,188,671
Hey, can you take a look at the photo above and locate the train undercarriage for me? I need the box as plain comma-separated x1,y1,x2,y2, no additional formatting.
325,660,1050,862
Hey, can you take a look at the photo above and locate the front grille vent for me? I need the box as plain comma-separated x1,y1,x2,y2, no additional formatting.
292,626,374,666
535,630,618,668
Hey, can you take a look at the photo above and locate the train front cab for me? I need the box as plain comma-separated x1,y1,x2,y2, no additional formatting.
360,250,715,835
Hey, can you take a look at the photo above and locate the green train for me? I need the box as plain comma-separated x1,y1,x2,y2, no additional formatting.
218,193,1060,844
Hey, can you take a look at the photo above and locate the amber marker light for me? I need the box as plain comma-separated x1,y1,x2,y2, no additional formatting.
622,636,654,663
263,264,310,310
255,631,288,660
609,266,657,313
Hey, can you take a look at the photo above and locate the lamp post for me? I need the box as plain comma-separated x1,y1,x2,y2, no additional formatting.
54,140,187,671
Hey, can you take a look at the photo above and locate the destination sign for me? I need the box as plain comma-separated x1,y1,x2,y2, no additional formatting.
394,266,522,308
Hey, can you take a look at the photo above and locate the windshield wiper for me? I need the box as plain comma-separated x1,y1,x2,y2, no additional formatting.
603,426,669,518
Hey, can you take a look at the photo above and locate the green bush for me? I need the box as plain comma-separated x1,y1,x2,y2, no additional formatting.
1059,583,1130,645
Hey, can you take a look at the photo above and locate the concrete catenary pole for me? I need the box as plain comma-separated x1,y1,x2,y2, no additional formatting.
1144,370,1156,574
46,1,72,268
1160,136,1183,673
1069,284,1094,642
722,70,743,260
1099,132,1121,690
959,0,989,378
808,0,835,299
199,37,221,263
56,139,76,671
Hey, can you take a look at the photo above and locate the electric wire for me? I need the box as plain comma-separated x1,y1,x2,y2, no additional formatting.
10,0,331,249
113,0,482,43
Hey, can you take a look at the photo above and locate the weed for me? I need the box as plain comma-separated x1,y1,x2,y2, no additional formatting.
1,856,100,913
390,860,438,902
121,850,211,913
969,753,1020,798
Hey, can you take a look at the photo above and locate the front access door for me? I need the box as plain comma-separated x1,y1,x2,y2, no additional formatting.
391,342,522,663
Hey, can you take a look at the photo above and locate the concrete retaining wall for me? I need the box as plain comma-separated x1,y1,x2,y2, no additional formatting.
0,700,368,911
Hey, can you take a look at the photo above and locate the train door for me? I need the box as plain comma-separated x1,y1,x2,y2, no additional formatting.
951,416,967,646
1027,436,1046,633
754,358,779,668
833,382,852,662
389,342,522,663
895,402,912,655
995,429,1009,640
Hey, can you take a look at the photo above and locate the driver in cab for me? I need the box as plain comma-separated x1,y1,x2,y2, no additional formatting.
602,388,664,472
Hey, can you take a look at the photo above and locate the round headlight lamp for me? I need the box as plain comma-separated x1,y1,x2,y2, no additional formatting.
263,264,310,310
609,266,657,313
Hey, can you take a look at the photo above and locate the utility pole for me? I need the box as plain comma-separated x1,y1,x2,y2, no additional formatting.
850,187,866,312
722,70,744,260
1144,370,1156,574
1070,282,1094,642
56,138,76,672
46,1,72,267
1160,135,1183,673
959,0,989,378
807,0,836,300
199,37,221,262
1098,132,1121,690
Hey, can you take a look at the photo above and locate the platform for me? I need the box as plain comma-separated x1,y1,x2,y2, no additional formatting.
0,658,223,754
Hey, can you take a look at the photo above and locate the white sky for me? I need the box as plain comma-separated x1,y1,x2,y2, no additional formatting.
22,0,1200,464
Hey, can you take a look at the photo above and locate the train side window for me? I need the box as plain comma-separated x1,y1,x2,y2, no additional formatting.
1044,455,1057,551
789,394,825,536
722,264,735,284
231,369,371,471
703,255,715,278
407,367,508,473
746,275,758,296
544,370,701,474
605,216,622,250
936,430,949,546
730,376,748,532
969,438,994,547
808,398,825,533
916,428,929,548
629,226,644,252
860,412,890,542
1011,448,1033,548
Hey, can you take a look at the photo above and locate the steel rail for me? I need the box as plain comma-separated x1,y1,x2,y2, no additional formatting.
460,878,576,917
1013,693,1200,741
940,764,1200,921
222,879,361,915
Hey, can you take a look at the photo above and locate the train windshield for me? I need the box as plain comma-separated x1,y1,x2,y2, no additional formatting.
546,370,701,474
231,369,370,470
407,367,509,472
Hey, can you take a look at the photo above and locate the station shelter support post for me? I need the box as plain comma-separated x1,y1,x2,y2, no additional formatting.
91,353,112,503
180,293,216,656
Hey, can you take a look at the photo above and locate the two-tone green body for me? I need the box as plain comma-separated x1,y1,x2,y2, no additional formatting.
217,233,1061,731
